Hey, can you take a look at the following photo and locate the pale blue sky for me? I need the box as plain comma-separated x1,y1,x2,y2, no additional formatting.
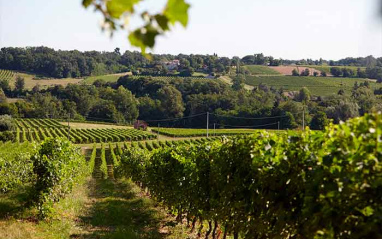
0,0,381,60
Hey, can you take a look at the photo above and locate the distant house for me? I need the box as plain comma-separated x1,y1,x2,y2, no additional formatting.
282,91,299,99
134,120,148,130
164,60,180,70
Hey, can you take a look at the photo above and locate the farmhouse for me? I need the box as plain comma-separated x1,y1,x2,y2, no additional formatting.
164,60,180,70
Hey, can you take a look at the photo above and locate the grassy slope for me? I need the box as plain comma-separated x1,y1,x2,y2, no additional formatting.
82,72,131,84
302,65,367,74
1,70,132,89
0,180,91,239
13,72,82,90
243,75,379,96
243,65,281,75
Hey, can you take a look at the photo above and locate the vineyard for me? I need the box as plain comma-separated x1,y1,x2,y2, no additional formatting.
116,113,382,238
152,127,261,137
1,113,381,238
0,69,15,80
242,75,378,96
0,141,34,192
13,118,156,143
303,65,367,74
89,136,225,179
242,65,281,75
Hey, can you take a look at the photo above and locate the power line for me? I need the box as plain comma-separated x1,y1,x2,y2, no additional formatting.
144,112,207,122
214,122,278,129
211,113,289,120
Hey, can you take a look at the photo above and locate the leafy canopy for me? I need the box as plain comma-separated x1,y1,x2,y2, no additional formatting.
82,0,190,56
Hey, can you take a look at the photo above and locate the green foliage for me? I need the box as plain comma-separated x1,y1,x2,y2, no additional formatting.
232,74,245,91
243,65,280,75
15,76,25,93
109,142,119,167
242,75,379,96
100,143,108,179
310,111,329,130
0,142,34,192
83,0,190,55
297,87,311,103
0,114,15,131
89,143,97,173
31,138,88,218
14,118,157,144
116,113,382,238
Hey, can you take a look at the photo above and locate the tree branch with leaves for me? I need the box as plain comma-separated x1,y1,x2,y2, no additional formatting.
82,0,190,56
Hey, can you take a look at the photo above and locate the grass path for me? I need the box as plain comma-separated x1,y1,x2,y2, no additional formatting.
76,178,191,239
0,177,193,239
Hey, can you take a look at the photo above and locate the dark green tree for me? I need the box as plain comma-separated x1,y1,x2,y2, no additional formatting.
310,111,329,130
15,76,25,94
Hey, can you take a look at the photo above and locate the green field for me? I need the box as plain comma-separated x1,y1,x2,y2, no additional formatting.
301,65,367,74
152,127,266,137
242,75,379,96
82,72,132,84
0,70,83,89
243,65,281,75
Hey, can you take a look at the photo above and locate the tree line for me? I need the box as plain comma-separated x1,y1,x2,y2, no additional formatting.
0,47,233,78
1,46,382,80
0,74,380,130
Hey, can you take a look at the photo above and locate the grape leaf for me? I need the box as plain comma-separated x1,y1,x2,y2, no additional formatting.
164,0,190,27
82,0,93,8
107,0,141,18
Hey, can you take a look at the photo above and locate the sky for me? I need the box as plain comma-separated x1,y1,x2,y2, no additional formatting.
0,0,381,60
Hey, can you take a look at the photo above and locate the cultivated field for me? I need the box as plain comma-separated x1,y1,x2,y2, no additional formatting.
0,69,15,80
243,75,379,96
14,118,156,143
60,122,132,129
269,66,321,76
243,65,281,75
82,72,132,84
7,71,83,89
302,65,367,74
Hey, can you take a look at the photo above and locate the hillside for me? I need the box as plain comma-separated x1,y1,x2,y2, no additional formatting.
241,75,378,96
269,66,321,76
82,72,132,84
0,70,83,90
242,65,281,75
304,65,367,74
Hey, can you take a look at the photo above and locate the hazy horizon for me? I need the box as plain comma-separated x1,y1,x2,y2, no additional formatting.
1,0,381,60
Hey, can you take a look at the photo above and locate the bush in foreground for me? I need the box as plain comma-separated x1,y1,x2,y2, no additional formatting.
31,138,88,218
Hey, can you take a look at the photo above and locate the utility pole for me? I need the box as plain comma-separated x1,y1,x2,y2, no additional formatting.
206,112,209,137
67,113,71,141
302,108,305,131
278,121,280,131
157,123,160,141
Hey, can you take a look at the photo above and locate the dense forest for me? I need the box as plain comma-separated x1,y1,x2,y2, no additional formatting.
1,47,382,79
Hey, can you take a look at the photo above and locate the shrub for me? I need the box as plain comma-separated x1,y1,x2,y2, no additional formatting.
0,115,15,132
31,138,88,218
